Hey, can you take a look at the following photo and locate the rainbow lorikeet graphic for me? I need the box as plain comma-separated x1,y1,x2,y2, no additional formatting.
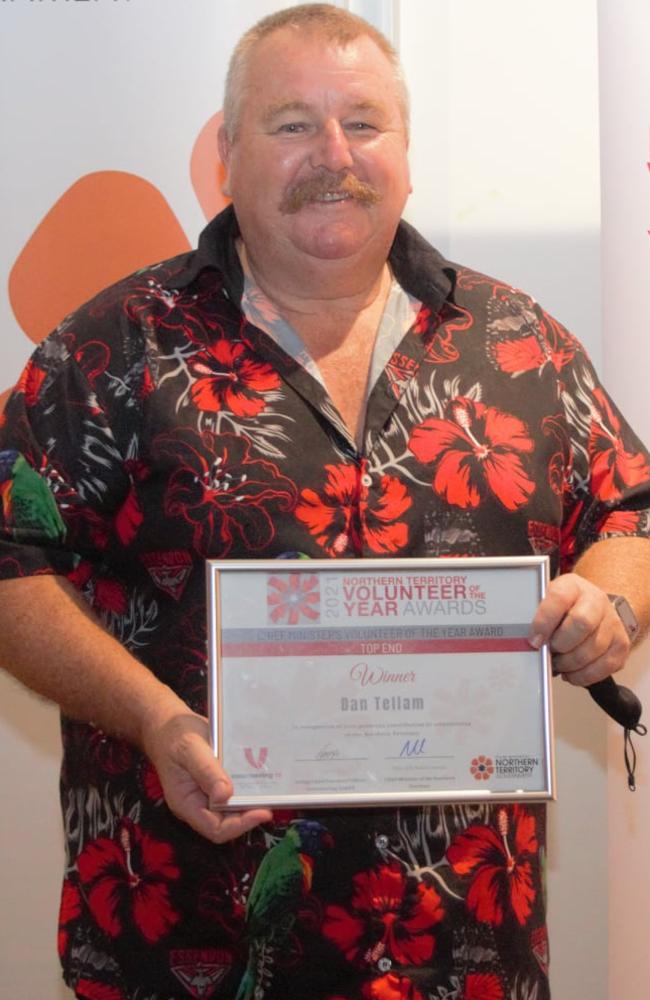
235,819,334,1000
0,450,66,543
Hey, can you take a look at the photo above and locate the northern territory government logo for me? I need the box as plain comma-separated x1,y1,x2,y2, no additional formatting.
470,755,494,781
267,572,320,625
469,754,540,781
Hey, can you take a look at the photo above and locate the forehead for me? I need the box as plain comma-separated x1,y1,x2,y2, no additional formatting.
241,28,402,118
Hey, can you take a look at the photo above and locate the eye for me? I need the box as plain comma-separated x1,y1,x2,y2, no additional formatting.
345,121,377,132
276,122,309,134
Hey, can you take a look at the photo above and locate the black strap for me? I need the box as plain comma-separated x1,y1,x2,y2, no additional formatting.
588,676,646,790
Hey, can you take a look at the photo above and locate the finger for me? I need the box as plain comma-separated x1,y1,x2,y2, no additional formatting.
208,808,274,845
555,633,628,687
528,575,583,648
530,577,609,653
553,618,628,675
554,618,629,684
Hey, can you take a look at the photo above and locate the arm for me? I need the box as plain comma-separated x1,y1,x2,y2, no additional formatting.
0,574,272,841
529,536,650,686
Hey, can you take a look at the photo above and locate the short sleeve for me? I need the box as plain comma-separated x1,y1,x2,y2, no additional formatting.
0,314,143,581
528,303,650,570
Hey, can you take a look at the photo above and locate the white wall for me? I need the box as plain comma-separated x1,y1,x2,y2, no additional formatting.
599,3,650,998
0,2,626,997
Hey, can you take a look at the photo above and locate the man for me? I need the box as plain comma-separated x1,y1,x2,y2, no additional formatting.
1,4,649,999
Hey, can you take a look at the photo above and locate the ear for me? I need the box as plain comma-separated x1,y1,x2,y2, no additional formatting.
217,124,232,197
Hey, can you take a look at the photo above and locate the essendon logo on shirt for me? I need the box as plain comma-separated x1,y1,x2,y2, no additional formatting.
170,948,233,997
141,549,192,600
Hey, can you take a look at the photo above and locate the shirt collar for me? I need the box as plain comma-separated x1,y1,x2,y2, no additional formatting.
170,204,457,311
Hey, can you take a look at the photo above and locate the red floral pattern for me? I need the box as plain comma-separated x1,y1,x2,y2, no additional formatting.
323,864,444,968
588,388,650,501
74,980,126,1000
188,338,281,416
154,429,296,556
2,210,649,999
362,973,424,1000
409,398,536,510
296,464,411,555
77,819,181,944
447,807,538,926
58,878,82,958
463,972,505,1000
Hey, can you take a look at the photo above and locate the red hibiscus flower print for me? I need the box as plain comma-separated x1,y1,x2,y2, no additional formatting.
463,972,505,1000
76,818,180,944
295,465,411,557
74,980,126,1000
188,338,281,417
588,388,650,501
154,429,296,556
597,508,641,537
267,573,320,624
323,863,444,970
362,973,424,1000
58,878,82,958
409,398,535,511
446,806,538,927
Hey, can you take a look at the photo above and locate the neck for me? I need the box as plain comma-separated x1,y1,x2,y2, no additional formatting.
240,240,392,320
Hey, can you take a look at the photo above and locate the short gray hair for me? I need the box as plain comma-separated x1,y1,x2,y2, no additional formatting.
223,3,410,141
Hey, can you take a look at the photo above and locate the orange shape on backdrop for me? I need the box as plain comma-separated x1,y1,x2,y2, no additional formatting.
190,110,231,222
8,171,191,345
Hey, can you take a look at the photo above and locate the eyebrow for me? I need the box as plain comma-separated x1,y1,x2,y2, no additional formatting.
261,99,386,125
261,101,312,125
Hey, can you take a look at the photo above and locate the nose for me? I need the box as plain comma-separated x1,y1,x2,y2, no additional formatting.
310,119,354,172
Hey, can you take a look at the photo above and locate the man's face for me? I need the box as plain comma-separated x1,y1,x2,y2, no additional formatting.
219,29,411,267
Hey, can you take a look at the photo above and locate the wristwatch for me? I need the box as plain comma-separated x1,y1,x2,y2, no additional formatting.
608,593,640,642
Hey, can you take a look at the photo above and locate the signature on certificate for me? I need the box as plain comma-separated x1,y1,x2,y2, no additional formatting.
399,738,427,758
316,743,342,761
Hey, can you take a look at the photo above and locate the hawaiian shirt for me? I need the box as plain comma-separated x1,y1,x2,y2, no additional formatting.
1,206,650,1000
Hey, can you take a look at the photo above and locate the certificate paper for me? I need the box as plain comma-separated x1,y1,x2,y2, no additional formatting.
207,557,554,808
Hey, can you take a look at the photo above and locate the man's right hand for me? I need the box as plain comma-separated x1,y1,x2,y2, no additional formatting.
140,706,273,844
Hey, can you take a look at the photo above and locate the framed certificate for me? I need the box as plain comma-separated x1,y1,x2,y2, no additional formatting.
206,556,555,809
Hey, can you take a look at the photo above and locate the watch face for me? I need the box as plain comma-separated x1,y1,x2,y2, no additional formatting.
608,594,640,641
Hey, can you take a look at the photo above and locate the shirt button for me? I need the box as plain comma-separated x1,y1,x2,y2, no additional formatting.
377,958,392,972
361,473,373,488
375,834,389,850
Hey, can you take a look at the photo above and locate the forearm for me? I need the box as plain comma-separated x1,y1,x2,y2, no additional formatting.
0,574,271,842
572,535,650,642
0,575,186,749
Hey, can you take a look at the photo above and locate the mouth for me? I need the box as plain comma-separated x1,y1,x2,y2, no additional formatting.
313,191,353,203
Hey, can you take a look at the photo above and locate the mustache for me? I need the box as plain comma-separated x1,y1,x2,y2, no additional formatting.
279,171,381,214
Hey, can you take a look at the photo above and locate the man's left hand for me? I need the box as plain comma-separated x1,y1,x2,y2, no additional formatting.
528,573,631,687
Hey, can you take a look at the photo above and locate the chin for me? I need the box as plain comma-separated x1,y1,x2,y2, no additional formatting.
291,219,377,261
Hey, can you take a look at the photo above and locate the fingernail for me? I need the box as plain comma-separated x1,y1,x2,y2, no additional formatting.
528,633,544,650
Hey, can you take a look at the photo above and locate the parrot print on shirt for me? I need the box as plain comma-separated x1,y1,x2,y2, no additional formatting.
235,820,334,1000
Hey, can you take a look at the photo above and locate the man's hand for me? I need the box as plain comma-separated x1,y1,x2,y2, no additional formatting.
141,708,272,844
528,573,631,687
